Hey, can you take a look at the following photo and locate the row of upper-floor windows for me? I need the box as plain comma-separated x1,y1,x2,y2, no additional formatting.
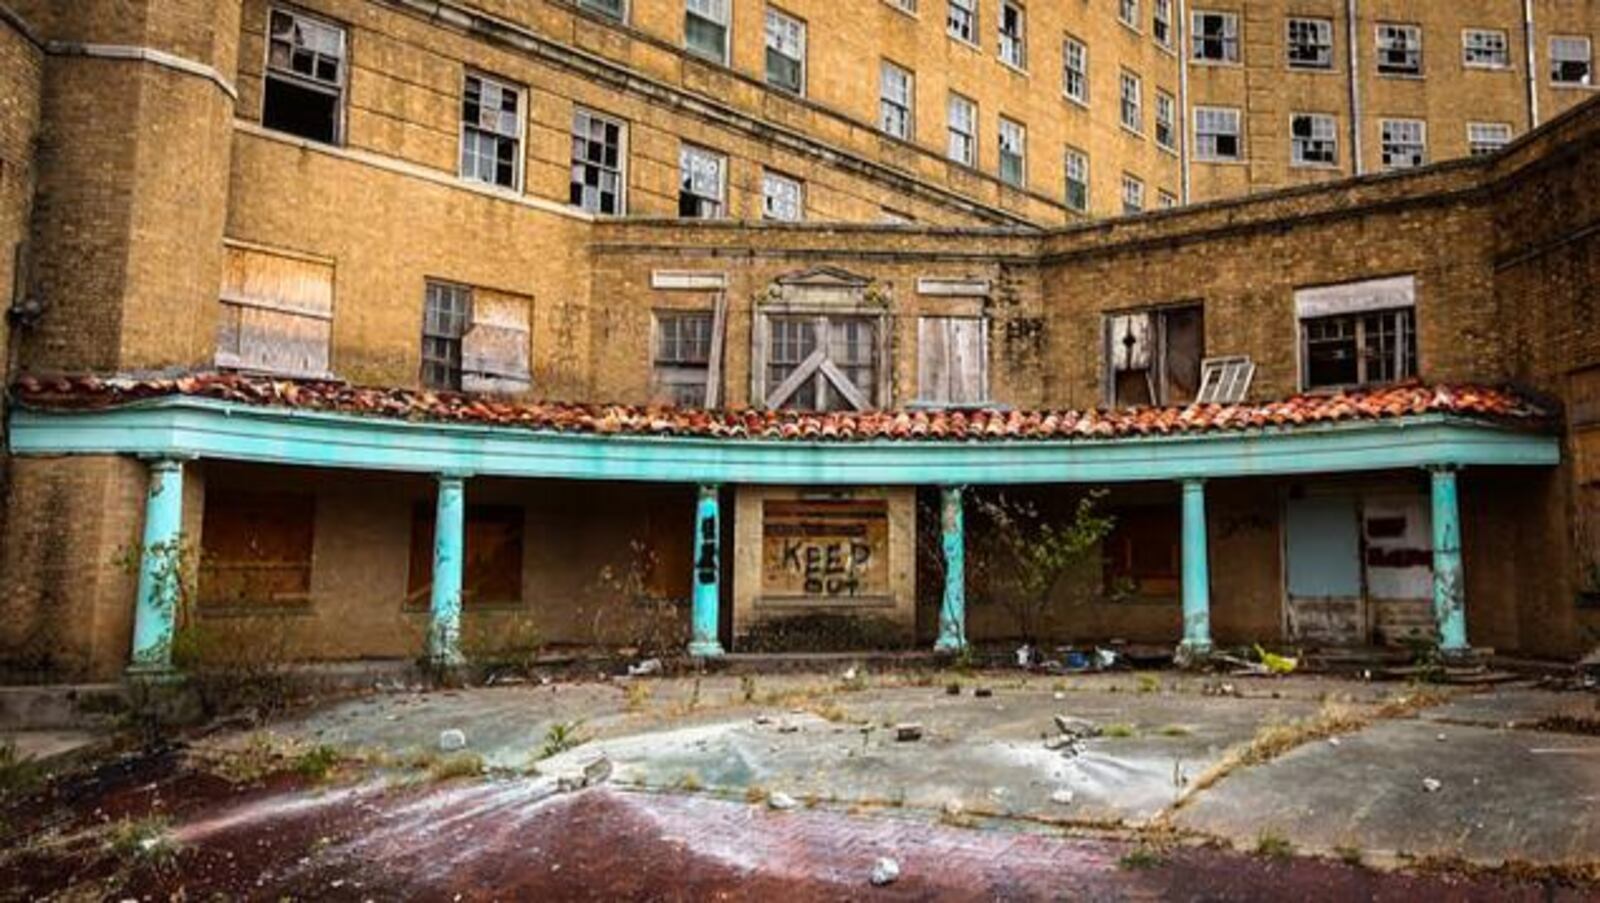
1186,108,1514,169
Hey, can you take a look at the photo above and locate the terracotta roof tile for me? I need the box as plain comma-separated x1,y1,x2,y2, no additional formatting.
10,373,1552,442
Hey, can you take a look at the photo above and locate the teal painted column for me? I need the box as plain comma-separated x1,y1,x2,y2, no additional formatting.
935,485,967,653
1179,478,1213,654
128,458,186,675
1429,466,1469,653
430,473,467,667
688,484,725,657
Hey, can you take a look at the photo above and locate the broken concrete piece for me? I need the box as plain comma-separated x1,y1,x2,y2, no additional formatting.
945,683,962,696
870,857,900,886
1054,714,1100,738
768,791,798,810
1050,789,1075,805
555,755,613,792
438,729,467,752
627,659,662,677
894,723,923,742
1422,777,1442,793
974,687,994,698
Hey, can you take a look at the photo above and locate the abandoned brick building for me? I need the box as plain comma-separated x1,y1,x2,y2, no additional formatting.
0,0,1596,680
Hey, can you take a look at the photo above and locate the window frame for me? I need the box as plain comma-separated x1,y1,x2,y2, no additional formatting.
262,6,348,145
947,0,978,46
1119,70,1143,134
421,280,473,391
684,0,732,65
916,315,990,406
1065,147,1090,212
1063,35,1089,105
570,107,628,215
997,116,1026,186
1379,117,1427,170
998,0,1027,70
946,92,978,166
1118,0,1141,33
1102,302,1205,407
1121,172,1145,214
652,309,715,406
757,311,889,412
1153,0,1173,49
1286,17,1334,70
879,60,916,139
678,143,727,219
1290,112,1338,167
1154,90,1177,151
761,169,805,222
764,6,807,95
1550,35,1594,86
1376,22,1423,77
1466,121,1512,156
1294,276,1419,391
1299,308,1417,391
458,70,525,192
1191,10,1240,64
1193,105,1243,162
1461,28,1511,70
578,0,627,22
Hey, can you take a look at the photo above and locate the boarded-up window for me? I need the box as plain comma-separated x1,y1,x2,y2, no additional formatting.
406,504,524,607
217,242,334,377
761,499,890,601
1105,304,1203,407
198,490,315,609
1102,506,1180,597
421,282,532,394
917,316,987,405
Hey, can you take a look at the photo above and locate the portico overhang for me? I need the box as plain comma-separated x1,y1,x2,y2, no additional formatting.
5,397,1560,484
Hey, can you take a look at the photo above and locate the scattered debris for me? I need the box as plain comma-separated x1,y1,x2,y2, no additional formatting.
627,659,662,677
768,791,798,811
869,856,901,886
974,687,994,698
1327,737,1342,747
1050,788,1075,805
438,729,467,752
1422,777,1442,793
1255,645,1300,675
945,683,962,696
1016,645,1034,667
894,723,924,742
1436,733,1448,742
1054,714,1101,738
556,755,613,792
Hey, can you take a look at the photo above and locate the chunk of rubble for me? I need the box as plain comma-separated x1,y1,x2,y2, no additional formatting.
768,791,798,810
894,723,924,742
556,755,613,792
438,729,467,752
870,857,901,886
1054,714,1101,738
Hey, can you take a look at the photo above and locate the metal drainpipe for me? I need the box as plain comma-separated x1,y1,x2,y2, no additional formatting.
1177,0,1191,203
1523,0,1540,129
1346,0,1363,175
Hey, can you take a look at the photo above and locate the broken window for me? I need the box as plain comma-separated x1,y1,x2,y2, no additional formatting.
1191,11,1239,63
678,145,725,219
1462,28,1510,69
998,0,1026,69
1103,506,1181,597
1152,0,1172,47
216,242,334,378
1551,36,1593,85
1065,148,1090,212
1104,304,1203,407
408,504,525,607
998,117,1026,187
685,0,729,63
1287,18,1333,69
1376,23,1422,76
1467,122,1512,156
1194,106,1242,161
571,108,626,215
421,282,532,393
199,489,315,610
460,73,522,190
1195,355,1255,404
263,7,346,144
763,315,881,411
653,311,714,406
947,0,976,44
762,171,804,221
1380,118,1426,170
917,316,987,406
764,7,806,94
1155,91,1176,150
1295,276,1417,389
880,61,914,140
1291,113,1337,166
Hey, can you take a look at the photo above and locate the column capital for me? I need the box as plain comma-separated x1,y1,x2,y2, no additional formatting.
435,470,472,483
1180,476,1207,488
137,454,194,470
1424,463,1462,475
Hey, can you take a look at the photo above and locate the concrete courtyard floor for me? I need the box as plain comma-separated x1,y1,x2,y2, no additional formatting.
3,669,1598,899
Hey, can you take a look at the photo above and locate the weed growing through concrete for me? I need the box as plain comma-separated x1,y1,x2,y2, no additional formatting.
1159,725,1191,737
1256,830,1294,860
538,721,588,759
106,816,181,873
676,772,703,791
293,744,341,781
624,681,652,713
1118,846,1164,870
428,752,485,782
1102,723,1136,738
1334,844,1364,866
744,784,769,804
739,674,758,702
1137,673,1161,694
0,741,45,796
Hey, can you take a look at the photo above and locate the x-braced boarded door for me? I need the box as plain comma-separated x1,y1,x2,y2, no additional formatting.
1285,494,1365,645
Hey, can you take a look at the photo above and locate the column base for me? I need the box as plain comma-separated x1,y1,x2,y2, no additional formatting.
688,640,726,658
1174,640,1213,668
124,661,181,682
933,636,968,654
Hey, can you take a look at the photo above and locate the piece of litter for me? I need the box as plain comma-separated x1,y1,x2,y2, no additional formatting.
1050,789,1075,805
974,687,994,698
1435,733,1447,742
1327,737,1341,747
1422,777,1442,793
768,791,798,810
946,683,962,696
438,729,467,752
627,658,662,677
1054,714,1100,738
1053,691,1066,701
894,723,924,742
870,857,901,886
